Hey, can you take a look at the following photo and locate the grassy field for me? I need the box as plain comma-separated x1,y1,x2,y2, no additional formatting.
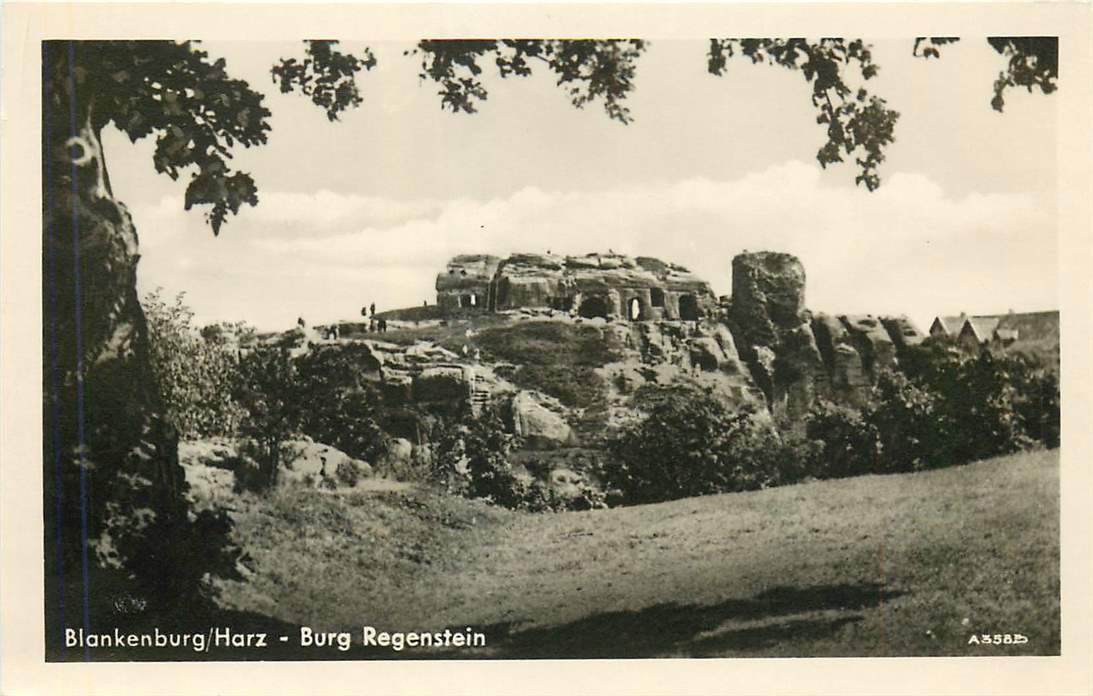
214,448,1059,659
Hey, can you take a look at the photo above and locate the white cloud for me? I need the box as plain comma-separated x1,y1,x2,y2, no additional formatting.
134,161,1055,332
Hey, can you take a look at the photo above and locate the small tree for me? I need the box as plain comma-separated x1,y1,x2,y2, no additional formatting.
430,408,530,507
292,347,389,464
143,289,247,439
234,349,300,491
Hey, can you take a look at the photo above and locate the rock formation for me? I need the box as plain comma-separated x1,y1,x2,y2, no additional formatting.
436,254,502,310
728,252,926,422
436,252,718,321
179,438,373,500
285,251,926,457
728,252,825,424
509,391,576,450
881,315,928,350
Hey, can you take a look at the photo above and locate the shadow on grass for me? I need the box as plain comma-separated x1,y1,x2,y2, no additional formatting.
445,582,905,659
46,582,903,661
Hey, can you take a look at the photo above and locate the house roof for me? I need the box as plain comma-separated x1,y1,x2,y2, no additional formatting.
962,317,1001,342
958,310,1060,342
932,315,966,335
953,310,1059,366
994,310,1060,339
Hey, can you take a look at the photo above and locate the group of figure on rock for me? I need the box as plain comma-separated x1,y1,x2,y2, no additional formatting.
360,302,387,333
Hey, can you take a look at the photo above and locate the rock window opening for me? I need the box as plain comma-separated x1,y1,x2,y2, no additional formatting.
578,296,609,319
679,294,699,321
650,288,665,308
628,298,643,321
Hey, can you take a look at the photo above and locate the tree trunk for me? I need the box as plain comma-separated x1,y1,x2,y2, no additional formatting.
41,43,217,646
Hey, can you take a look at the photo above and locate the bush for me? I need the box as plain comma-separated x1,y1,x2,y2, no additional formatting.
230,344,394,492
603,386,803,505
868,371,948,472
234,349,299,491
292,348,389,464
143,289,247,438
1014,369,1060,448
430,410,605,512
432,411,516,501
804,400,879,478
517,478,608,513
900,341,1056,455
804,347,1058,480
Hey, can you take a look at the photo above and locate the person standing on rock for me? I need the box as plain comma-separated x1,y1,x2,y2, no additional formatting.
370,302,376,317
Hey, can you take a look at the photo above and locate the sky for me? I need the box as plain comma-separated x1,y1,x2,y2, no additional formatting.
104,39,1059,332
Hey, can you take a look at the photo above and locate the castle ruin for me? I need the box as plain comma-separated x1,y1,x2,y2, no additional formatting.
436,252,718,322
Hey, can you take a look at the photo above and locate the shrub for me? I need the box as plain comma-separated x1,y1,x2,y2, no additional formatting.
951,353,1033,461
230,345,394,492
334,459,365,488
804,400,879,478
603,386,801,505
234,348,299,491
432,410,520,503
143,289,247,438
460,411,527,507
868,371,947,472
430,410,606,511
1014,368,1060,448
805,348,1057,479
292,348,389,464
905,350,1039,464
517,478,608,513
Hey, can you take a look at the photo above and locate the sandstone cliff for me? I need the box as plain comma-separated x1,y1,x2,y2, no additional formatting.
727,252,926,425
436,252,718,321
277,251,925,472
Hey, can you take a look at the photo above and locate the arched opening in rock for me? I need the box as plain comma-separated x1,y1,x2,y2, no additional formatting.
469,293,478,307
578,295,609,319
679,294,700,321
650,287,665,308
628,297,643,321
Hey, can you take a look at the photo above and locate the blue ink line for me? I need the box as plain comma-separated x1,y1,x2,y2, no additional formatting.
64,40,91,662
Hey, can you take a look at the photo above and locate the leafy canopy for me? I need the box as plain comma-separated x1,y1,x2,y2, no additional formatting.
912,37,1058,112
708,38,898,191
409,39,647,124
66,36,1058,234
57,41,271,233
271,39,377,121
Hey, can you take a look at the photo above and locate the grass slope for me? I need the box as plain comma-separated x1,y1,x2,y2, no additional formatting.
218,449,1059,658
